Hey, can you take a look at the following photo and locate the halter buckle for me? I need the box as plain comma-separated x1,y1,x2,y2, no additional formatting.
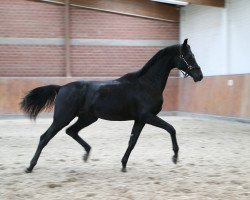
188,65,193,70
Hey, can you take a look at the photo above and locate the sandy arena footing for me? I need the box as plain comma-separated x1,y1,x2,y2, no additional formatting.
0,116,250,200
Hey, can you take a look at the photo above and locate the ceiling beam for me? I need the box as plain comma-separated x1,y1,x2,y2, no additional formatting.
151,0,224,7
32,0,180,22
184,0,225,7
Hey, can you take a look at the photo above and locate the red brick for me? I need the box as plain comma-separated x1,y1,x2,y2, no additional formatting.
0,0,180,77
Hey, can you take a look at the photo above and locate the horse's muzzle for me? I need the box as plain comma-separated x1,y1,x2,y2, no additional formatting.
193,71,203,82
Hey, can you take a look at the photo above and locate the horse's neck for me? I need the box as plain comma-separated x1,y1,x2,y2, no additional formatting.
139,48,176,93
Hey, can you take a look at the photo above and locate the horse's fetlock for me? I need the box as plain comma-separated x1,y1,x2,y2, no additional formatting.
30,160,37,166
173,147,179,152
86,145,91,153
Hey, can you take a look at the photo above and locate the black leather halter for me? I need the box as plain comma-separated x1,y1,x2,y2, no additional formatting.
178,48,200,78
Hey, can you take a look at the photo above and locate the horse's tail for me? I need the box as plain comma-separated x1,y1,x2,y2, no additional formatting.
20,85,61,120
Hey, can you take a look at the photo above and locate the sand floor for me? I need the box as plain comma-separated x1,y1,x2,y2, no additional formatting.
0,116,250,200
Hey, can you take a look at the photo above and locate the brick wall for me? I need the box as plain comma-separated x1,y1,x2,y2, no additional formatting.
0,0,64,38
0,0,179,77
0,0,65,76
71,8,179,40
0,45,65,76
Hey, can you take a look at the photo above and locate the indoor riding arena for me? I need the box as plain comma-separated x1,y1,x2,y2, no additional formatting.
0,0,249,200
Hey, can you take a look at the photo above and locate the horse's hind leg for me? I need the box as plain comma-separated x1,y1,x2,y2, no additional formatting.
66,115,98,162
25,120,69,173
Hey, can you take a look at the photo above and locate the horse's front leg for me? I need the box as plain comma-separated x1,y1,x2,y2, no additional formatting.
145,115,179,163
121,121,145,172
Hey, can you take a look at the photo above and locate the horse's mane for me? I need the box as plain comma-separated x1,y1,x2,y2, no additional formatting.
138,44,179,76
118,44,179,82
138,48,166,76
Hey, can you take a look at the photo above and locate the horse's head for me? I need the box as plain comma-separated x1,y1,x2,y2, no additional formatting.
177,39,203,82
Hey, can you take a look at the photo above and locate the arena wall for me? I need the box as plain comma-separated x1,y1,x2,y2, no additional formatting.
0,0,179,77
1,75,250,119
0,77,178,114
1,0,249,119
0,0,180,114
177,0,250,119
180,0,250,76
177,74,250,118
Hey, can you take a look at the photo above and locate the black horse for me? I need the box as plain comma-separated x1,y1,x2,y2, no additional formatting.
21,39,203,173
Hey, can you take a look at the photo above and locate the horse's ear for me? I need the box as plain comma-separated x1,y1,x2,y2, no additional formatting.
183,38,188,47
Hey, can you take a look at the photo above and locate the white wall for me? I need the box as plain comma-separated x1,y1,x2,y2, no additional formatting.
180,0,250,76
227,0,250,74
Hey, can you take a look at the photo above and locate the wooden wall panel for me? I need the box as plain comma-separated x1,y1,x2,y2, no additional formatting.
0,77,179,113
1,74,250,119
177,74,250,118
0,78,105,113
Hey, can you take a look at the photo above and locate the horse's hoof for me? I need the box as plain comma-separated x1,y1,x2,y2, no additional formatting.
121,167,127,173
172,155,178,164
25,168,32,173
83,152,90,162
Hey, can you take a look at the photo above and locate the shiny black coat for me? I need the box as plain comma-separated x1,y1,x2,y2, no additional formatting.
21,40,203,173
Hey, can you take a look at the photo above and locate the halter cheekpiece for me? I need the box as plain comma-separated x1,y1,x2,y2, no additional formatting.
178,47,200,78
